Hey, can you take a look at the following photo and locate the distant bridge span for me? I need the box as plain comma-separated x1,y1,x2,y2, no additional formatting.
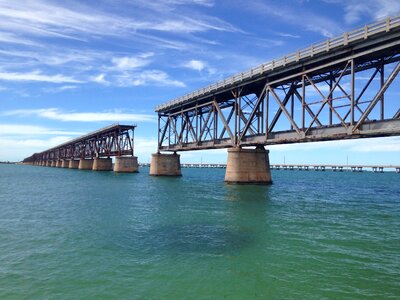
156,16,400,151
151,16,400,183
24,124,139,172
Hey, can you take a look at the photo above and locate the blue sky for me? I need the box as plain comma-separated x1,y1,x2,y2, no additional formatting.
0,0,399,165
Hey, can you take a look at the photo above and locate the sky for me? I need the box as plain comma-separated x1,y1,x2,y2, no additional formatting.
0,0,399,165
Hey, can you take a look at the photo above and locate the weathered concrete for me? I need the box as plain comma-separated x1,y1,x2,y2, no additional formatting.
78,158,94,170
61,160,70,168
51,160,57,167
92,157,113,171
114,156,139,173
46,161,51,167
56,160,62,168
69,159,79,169
149,152,181,176
225,147,272,184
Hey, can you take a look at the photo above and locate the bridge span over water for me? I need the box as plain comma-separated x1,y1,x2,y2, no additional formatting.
150,16,400,183
23,124,139,173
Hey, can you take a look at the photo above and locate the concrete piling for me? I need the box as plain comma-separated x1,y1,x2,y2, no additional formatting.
78,158,94,170
92,157,113,171
224,147,272,184
69,159,79,169
149,152,181,176
114,156,139,173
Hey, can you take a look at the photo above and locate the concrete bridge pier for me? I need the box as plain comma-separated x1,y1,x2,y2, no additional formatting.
69,159,79,169
224,146,272,184
56,160,62,168
61,160,70,168
92,157,113,171
114,156,139,173
149,152,181,176
78,158,94,170
46,161,51,167
51,160,57,167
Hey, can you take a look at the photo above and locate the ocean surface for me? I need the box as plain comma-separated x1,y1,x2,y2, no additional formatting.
0,164,399,299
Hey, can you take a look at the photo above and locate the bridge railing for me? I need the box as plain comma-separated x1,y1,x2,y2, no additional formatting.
156,15,400,112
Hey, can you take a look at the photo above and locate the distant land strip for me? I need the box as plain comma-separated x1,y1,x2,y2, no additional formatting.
139,163,400,173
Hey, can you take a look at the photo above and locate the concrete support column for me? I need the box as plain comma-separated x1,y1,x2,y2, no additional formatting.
224,147,272,184
46,161,51,167
92,157,113,171
61,159,70,168
149,152,181,176
114,156,139,173
68,159,79,169
56,160,62,168
51,160,57,167
78,158,94,170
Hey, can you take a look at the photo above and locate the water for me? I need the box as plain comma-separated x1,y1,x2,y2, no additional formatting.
0,164,399,299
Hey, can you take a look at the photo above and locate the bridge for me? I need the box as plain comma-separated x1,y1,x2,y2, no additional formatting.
150,16,400,183
23,124,139,172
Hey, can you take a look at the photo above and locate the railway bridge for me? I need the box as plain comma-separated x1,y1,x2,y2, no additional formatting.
150,16,400,183
23,124,138,172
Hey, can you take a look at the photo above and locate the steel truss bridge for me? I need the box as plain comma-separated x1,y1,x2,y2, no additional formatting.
23,124,136,163
156,16,400,152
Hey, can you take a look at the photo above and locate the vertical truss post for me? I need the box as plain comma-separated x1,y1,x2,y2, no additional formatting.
195,106,199,145
380,61,385,120
157,114,160,151
261,92,264,134
168,116,171,149
214,104,217,142
329,72,333,126
234,91,238,146
265,87,269,141
291,92,294,130
350,59,355,126
238,93,242,140
302,74,305,130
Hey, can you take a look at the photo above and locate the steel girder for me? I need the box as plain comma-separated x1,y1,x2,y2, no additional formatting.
158,52,400,151
23,125,136,163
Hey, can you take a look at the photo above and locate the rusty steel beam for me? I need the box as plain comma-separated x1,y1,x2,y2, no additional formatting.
23,124,136,163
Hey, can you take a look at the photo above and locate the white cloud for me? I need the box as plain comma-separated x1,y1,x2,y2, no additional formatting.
339,0,400,25
111,52,154,70
119,70,185,87
243,0,342,37
0,1,237,40
184,60,206,71
0,70,82,83
0,32,40,46
42,85,79,93
0,124,83,136
90,73,109,85
3,108,156,123
276,32,301,39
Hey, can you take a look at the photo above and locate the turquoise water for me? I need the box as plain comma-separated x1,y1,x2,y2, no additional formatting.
0,164,399,299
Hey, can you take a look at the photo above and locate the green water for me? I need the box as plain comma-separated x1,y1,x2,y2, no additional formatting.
0,164,399,299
